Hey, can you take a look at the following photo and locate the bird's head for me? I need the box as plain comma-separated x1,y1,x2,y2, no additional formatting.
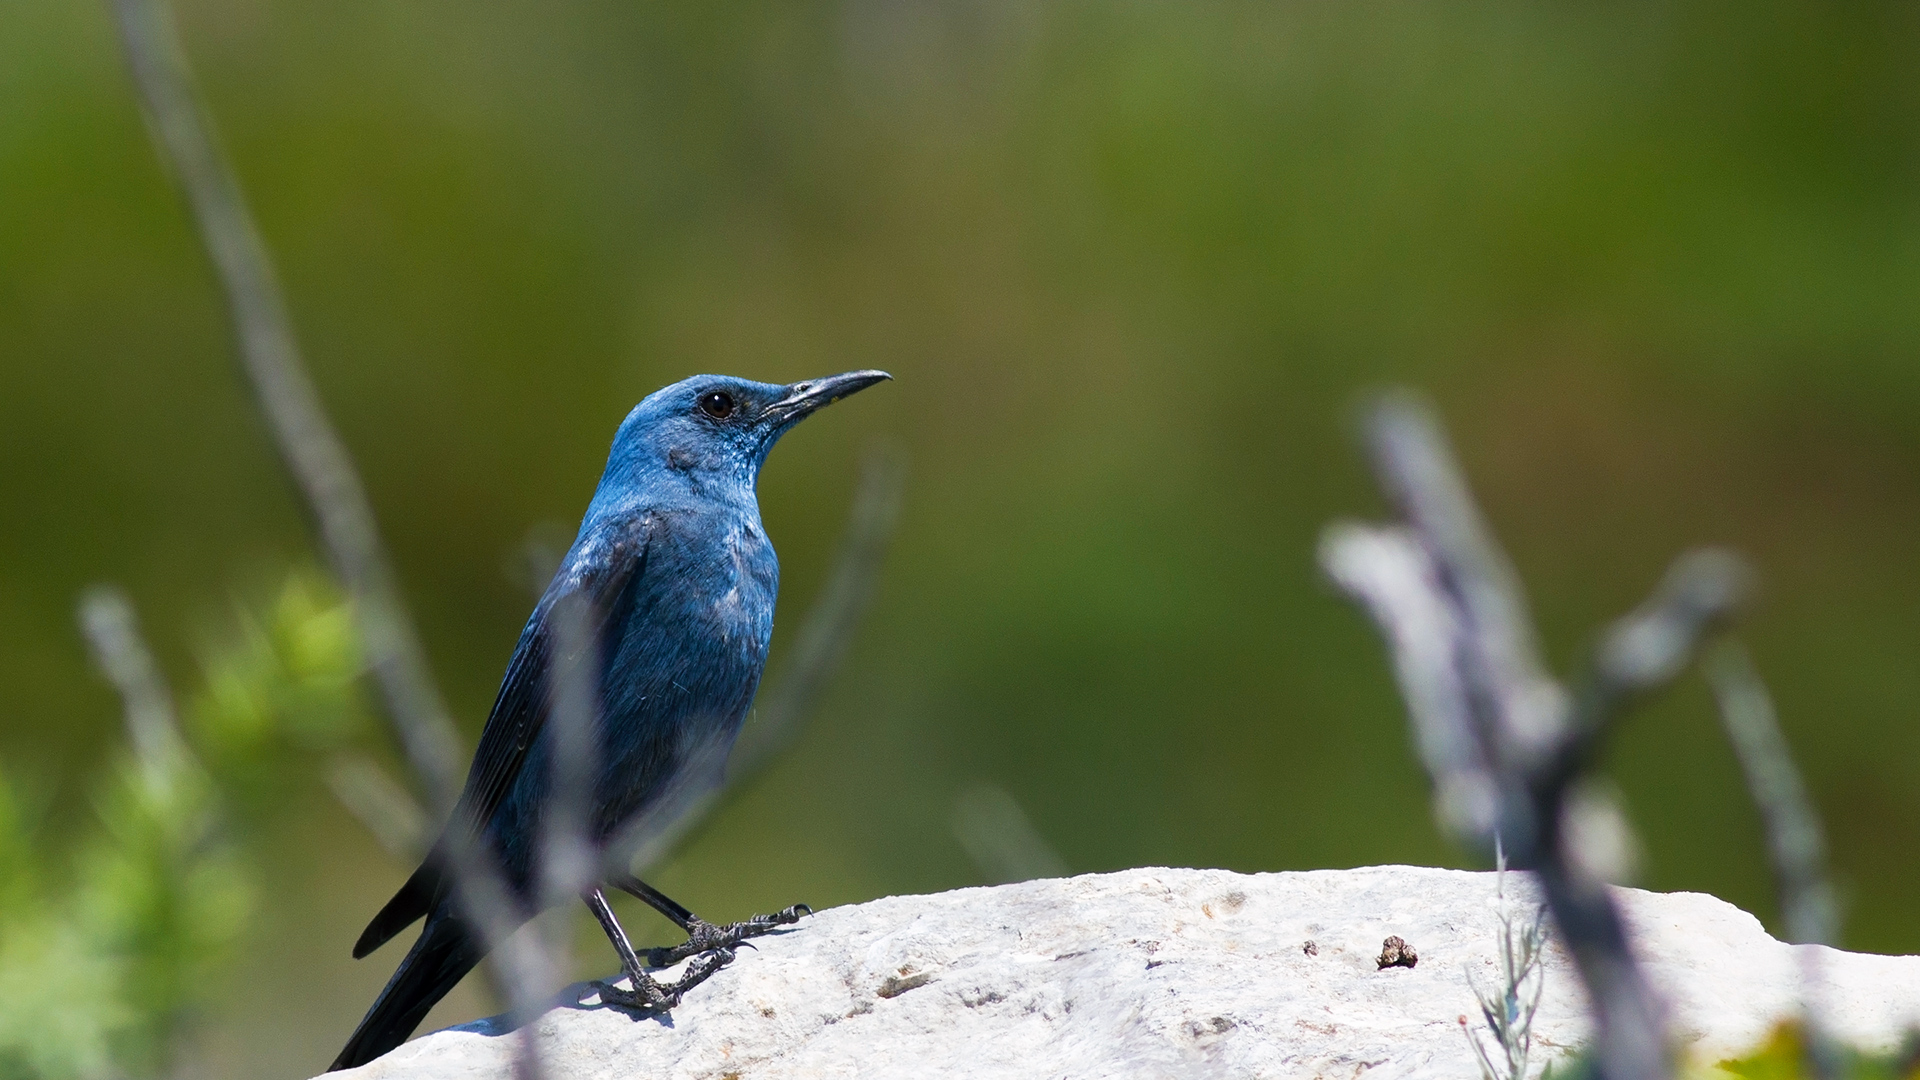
600,370,892,499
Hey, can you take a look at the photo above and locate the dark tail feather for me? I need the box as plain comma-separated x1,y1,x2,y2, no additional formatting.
331,916,483,1071
354,860,441,960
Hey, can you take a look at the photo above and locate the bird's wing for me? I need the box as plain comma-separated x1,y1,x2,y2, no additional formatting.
450,511,653,846
350,512,652,960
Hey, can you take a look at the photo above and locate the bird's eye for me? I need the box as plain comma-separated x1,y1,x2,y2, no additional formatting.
698,391,736,419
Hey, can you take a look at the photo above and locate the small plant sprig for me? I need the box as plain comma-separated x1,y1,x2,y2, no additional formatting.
1465,839,1551,1080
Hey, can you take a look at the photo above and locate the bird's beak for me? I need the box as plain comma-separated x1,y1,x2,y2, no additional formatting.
766,370,892,424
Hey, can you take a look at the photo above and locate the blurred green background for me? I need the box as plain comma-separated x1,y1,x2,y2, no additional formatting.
5,0,1919,1074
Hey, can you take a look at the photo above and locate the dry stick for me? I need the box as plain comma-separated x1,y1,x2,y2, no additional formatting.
1706,641,1841,1079
78,586,188,786
324,754,429,861
1365,393,1567,765
614,444,906,875
733,444,905,778
1317,524,1497,839
533,592,601,993
76,587,200,1072
108,0,461,809
1537,551,1745,1080
540,595,601,922
1704,643,1837,950
1326,394,1749,1080
950,784,1070,885
106,2,552,1069
1322,522,1670,1080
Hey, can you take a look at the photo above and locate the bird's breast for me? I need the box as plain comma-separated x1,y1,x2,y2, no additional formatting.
709,519,778,645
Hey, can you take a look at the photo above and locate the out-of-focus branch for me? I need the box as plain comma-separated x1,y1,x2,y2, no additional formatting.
522,592,600,1071
109,0,463,818
324,754,428,862
539,596,601,918
615,444,905,875
950,784,1069,885
108,3,550,1069
79,586,188,787
1704,642,1835,949
1365,394,1567,764
1706,641,1840,1080
1318,524,1498,841
733,444,906,777
1322,392,1752,1080
76,585,238,1076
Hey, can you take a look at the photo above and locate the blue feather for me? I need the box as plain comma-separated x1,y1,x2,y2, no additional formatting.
334,370,888,1070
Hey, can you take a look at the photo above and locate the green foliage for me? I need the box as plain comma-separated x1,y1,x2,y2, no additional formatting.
1537,1023,1920,1080
74,753,250,1076
0,571,366,1079
1700,1023,1920,1080
0,773,127,1080
189,572,369,814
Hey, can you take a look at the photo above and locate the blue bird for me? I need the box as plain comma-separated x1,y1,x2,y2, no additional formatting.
331,370,890,1070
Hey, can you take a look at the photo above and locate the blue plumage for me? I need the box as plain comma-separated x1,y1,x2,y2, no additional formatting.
332,370,889,1070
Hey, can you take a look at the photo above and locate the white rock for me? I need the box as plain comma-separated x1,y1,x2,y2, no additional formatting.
329,866,1920,1080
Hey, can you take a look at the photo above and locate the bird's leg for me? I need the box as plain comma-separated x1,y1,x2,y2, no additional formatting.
581,888,730,1012
610,872,811,967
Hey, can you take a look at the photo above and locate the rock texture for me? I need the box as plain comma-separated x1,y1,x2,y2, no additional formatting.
330,866,1920,1079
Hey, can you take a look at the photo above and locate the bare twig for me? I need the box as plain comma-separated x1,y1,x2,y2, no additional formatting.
78,586,188,788
518,591,602,1073
951,784,1069,885
109,0,464,812
77,584,214,1060
1704,643,1835,948
1319,523,1499,840
1464,842,1549,1080
324,754,428,860
108,2,550,1067
1323,392,1750,1080
539,594,601,918
1706,641,1840,1079
732,443,906,777
612,444,906,875
1364,393,1568,765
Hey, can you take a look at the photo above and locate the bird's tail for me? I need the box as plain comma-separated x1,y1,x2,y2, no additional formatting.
330,915,485,1072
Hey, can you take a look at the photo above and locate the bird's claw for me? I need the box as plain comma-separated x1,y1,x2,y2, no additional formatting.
644,904,811,967
594,947,736,1015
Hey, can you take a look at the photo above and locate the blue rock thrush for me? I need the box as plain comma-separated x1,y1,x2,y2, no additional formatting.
331,370,891,1070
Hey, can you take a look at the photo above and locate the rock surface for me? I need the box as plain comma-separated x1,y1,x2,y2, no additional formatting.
330,866,1920,1079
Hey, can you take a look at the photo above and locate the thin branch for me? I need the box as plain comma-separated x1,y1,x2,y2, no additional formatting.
76,585,206,1074
950,784,1069,885
732,443,906,777
324,754,428,861
539,595,601,916
108,3,550,1068
1325,391,1757,1080
1319,523,1499,840
78,585,188,787
613,443,906,875
109,0,463,818
1706,641,1840,1080
1704,642,1835,949
517,591,603,1073
1364,394,1567,763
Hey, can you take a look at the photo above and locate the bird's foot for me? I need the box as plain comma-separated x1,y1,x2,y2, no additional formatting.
645,904,811,968
594,947,735,1015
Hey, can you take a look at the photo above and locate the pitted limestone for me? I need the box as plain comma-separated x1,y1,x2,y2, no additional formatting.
328,865,1920,1080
